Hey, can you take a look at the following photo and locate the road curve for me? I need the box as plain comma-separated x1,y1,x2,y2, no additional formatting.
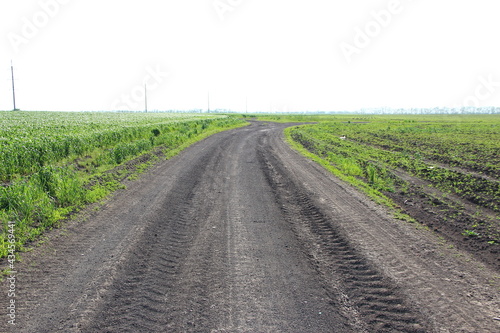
2,121,499,332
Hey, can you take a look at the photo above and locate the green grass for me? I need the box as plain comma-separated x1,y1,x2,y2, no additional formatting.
285,115,500,212
0,111,247,258
283,127,397,209
280,114,500,243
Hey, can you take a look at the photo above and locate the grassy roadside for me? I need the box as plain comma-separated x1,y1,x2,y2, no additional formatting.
251,114,416,220
283,125,411,221
0,116,248,260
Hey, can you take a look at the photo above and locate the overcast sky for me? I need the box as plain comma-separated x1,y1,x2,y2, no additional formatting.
1,0,499,112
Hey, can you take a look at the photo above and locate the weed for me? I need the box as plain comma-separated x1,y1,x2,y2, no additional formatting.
462,230,480,237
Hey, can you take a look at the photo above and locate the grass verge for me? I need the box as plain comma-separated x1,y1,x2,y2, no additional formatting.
283,125,415,223
0,118,248,259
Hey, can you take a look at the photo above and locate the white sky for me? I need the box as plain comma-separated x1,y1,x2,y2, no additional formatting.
1,0,499,112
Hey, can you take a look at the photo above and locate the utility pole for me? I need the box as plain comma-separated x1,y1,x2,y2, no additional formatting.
11,60,17,111
144,84,148,112
207,91,210,113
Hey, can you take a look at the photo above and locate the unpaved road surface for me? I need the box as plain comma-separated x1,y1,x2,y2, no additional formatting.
2,121,499,332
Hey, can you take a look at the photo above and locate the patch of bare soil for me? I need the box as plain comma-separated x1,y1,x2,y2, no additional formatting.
386,168,500,272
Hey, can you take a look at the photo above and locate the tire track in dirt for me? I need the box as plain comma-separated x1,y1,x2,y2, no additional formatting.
11,192,162,332
217,127,351,332
84,186,200,330
342,211,500,332
315,189,499,332
84,135,232,332
269,127,500,332
258,139,429,332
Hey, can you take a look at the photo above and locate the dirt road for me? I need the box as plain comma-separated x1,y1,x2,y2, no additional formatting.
2,121,499,332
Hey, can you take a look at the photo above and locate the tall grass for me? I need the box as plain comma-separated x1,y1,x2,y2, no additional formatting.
0,112,247,257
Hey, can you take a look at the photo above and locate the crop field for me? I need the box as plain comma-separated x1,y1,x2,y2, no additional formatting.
276,114,500,269
0,111,246,258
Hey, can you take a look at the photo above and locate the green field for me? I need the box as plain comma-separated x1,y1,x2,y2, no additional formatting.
258,114,500,266
0,111,246,258
287,115,499,209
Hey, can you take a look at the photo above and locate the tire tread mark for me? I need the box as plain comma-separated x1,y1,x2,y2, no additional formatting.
82,146,224,332
258,146,430,333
